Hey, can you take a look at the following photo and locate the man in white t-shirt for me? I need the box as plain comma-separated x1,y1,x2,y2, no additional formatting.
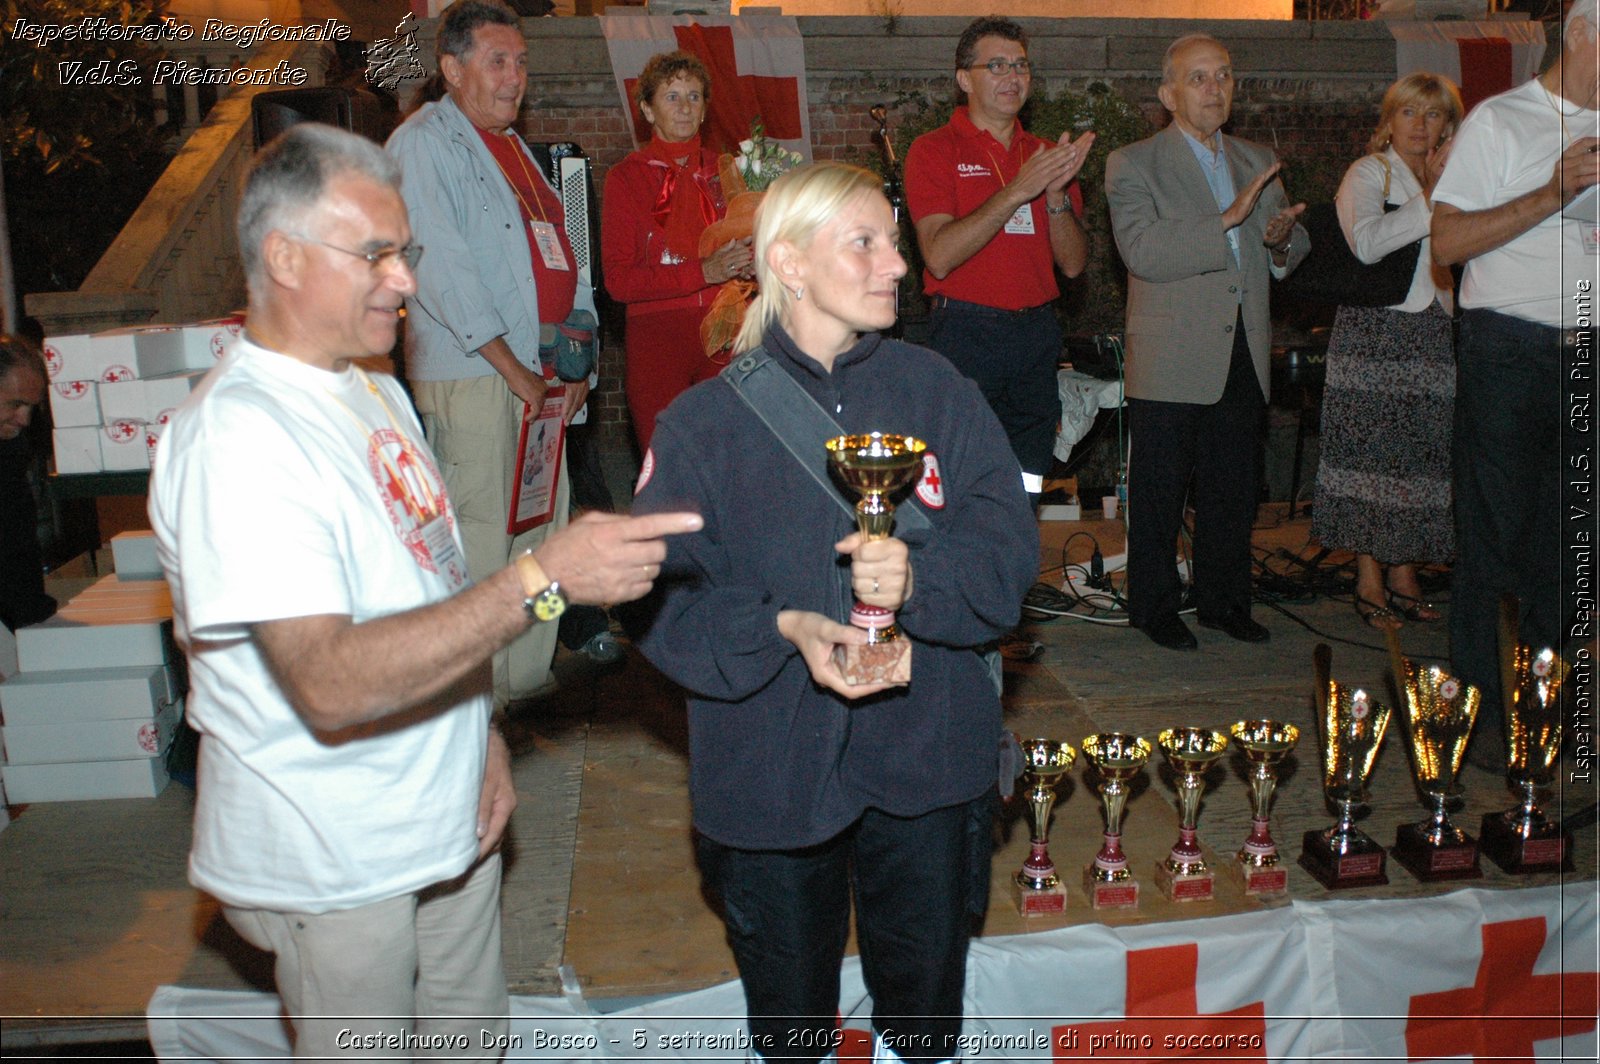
149,124,700,1058
1432,0,1599,767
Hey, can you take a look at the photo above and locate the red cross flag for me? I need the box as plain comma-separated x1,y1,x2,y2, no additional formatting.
600,13,812,161
1389,18,1548,115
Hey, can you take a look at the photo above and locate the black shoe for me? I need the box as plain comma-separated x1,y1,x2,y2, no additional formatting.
1139,614,1197,651
1197,612,1270,643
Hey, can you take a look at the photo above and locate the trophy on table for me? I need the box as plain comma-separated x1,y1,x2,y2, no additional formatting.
1228,719,1300,896
1081,732,1151,910
1013,738,1078,916
1481,594,1573,874
1299,644,1393,889
824,433,927,686
1387,631,1485,881
1154,727,1230,902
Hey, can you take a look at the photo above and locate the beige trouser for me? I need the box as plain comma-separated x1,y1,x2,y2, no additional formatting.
412,374,569,708
224,854,509,1061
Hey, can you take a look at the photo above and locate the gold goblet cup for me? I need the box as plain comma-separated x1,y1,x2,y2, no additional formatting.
1228,720,1299,896
825,433,927,685
1481,639,1572,872
1299,645,1393,889
1081,732,1151,910
1391,656,1484,881
1154,727,1230,902
1013,738,1077,916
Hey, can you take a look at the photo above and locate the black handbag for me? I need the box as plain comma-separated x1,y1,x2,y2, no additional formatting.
1276,155,1421,309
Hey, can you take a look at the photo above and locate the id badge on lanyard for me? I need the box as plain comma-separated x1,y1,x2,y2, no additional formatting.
531,220,570,271
420,514,467,589
1004,202,1036,235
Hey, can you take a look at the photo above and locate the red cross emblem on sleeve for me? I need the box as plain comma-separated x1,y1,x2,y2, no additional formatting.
915,453,945,509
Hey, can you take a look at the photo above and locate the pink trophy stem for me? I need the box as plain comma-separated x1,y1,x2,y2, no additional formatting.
1243,815,1276,857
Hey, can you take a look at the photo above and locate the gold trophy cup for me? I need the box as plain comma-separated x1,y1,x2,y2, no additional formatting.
1228,720,1300,895
1299,644,1393,889
1388,633,1484,881
1013,738,1078,916
1154,727,1230,902
825,433,927,685
1482,596,1572,873
1081,733,1151,910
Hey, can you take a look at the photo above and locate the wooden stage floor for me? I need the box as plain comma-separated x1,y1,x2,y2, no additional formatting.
2,505,1595,1046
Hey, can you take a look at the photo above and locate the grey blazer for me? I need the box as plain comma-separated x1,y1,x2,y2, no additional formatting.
1105,123,1308,404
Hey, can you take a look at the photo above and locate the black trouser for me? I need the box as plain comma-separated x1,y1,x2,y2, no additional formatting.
557,420,611,651
927,296,1060,495
1126,314,1265,627
1451,309,1590,740
695,795,993,1063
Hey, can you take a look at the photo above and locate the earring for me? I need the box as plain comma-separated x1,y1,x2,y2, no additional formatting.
792,285,804,301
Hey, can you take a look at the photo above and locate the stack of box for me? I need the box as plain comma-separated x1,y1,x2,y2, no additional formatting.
45,318,241,474
0,533,186,802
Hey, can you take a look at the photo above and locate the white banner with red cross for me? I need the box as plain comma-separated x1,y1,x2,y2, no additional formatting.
599,13,811,161
1389,19,1548,116
150,882,1596,1061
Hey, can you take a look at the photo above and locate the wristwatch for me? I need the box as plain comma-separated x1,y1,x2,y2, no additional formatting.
514,551,567,622
1045,199,1072,216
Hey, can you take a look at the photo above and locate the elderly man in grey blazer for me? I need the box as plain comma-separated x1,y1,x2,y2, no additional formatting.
1106,34,1308,651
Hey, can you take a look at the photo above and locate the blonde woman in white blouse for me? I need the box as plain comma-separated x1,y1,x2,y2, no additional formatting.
1312,72,1464,630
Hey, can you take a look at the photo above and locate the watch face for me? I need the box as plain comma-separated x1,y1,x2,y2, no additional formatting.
533,587,567,622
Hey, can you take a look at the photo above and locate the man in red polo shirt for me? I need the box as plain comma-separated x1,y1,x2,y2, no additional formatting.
904,16,1094,503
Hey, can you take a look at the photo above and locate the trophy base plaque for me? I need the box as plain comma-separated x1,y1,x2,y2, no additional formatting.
1014,880,1067,917
1084,867,1139,910
1154,862,1215,902
1391,824,1483,882
1480,813,1573,874
1298,830,1389,889
834,639,911,686
1230,860,1288,896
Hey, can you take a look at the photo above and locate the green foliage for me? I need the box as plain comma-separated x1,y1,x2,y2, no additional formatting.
857,81,1154,336
2,0,175,295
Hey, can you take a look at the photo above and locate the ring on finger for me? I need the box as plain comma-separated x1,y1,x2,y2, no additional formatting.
872,577,880,594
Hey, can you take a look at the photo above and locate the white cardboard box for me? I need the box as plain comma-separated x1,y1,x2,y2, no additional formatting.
97,371,206,424
0,664,169,727
111,531,163,580
53,426,104,474
2,753,170,802
41,334,92,382
145,422,165,466
134,320,241,378
2,697,180,765
87,328,143,382
48,380,100,428
100,420,151,471
15,617,173,674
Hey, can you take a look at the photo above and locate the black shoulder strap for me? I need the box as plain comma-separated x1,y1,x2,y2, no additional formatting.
720,346,931,532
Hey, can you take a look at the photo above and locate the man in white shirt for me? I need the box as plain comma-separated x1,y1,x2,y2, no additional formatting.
1432,0,1599,765
150,123,699,1057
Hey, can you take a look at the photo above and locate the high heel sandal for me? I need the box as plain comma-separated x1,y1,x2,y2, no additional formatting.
1355,593,1400,630
1387,590,1441,623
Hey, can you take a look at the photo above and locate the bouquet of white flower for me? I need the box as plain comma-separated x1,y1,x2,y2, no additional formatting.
733,119,803,193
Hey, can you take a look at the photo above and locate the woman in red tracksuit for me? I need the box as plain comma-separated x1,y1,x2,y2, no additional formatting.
602,51,753,450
